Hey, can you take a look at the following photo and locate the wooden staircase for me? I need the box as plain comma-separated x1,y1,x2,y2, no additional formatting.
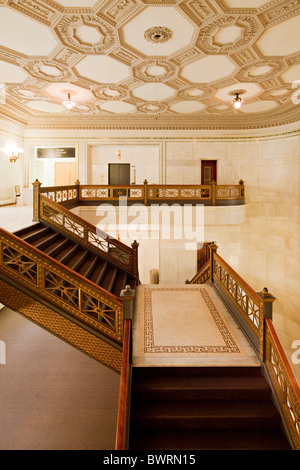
129,366,292,450
14,222,136,299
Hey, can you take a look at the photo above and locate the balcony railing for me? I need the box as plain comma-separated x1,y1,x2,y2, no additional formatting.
33,179,245,212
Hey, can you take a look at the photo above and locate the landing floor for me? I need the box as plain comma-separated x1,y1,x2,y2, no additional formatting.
132,284,260,368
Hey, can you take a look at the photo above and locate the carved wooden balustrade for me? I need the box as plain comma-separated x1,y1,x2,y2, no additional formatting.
37,194,138,277
33,179,245,210
187,244,300,450
0,227,123,344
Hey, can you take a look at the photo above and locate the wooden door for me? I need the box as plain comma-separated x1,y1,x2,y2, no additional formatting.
108,163,130,185
55,162,76,186
201,160,217,185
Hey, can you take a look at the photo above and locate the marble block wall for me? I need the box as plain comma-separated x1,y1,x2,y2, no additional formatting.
165,137,300,379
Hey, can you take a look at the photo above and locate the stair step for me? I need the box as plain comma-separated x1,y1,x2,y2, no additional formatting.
100,265,118,293
131,367,271,401
131,399,281,429
112,271,127,297
54,243,79,265
18,225,50,243
65,248,88,272
76,254,98,280
129,428,291,451
31,232,60,251
89,260,108,286
43,238,69,258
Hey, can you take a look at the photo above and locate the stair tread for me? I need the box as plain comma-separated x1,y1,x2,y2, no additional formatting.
129,428,291,450
131,399,280,419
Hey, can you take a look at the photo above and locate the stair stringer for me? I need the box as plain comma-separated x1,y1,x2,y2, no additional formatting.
0,277,122,373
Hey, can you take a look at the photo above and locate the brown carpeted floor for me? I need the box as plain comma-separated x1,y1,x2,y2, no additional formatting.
0,306,120,450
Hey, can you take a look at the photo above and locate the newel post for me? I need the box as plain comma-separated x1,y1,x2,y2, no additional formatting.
143,179,148,206
75,179,80,203
209,242,218,284
32,179,41,222
131,240,139,282
211,180,217,206
120,285,136,321
257,287,276,361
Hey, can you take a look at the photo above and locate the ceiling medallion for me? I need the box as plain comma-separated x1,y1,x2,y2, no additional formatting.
144,26,173,43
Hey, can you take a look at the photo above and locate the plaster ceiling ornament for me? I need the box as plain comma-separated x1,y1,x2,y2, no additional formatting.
144,26,173,43
55,14,118,54
0,1,299,129
133,59,177,82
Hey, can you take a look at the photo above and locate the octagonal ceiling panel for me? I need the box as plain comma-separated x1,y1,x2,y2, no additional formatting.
99,101,136,114
214,83,261,102
170,101,205,113
256,15,300,56
75,55,130,84
181,55,237,83
240,101,278,113
0,7,58,56
0,1,299,129
26,101,67,113
44,83,94,104
0,60,28,83
132,83,175,101
121,6,197,57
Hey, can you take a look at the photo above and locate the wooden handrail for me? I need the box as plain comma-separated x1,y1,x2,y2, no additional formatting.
0,226,123,343
214,252,259,301
265,318,300,449
265,318,300,402
115,318,132,450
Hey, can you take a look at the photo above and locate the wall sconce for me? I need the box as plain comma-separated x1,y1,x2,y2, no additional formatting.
9,151,23,163
116,150,121,160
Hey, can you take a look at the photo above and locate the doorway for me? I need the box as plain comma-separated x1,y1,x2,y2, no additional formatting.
201,160,217,185
108,163,130,185
55,162,76,186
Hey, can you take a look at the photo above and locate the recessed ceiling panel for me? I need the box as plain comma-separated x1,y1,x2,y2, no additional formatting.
240,100,278,113
0,8,58,56
122,6,196,56
99,101,136,113
0,60,28,83
75,55,130,83
256,15,300,56
181,55,236,83
132,83,175,101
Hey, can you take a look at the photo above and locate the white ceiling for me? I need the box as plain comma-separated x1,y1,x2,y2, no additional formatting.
0,0,299,130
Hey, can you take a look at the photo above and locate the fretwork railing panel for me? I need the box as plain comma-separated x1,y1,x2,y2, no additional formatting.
147,185,211,201
0,228,123,343
39,195,134,273
80,185,144,202
213,254,261,336
265,319,300,450
40,185,79,205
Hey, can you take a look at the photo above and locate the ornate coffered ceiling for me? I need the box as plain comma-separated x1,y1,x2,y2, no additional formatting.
0,0,300,130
